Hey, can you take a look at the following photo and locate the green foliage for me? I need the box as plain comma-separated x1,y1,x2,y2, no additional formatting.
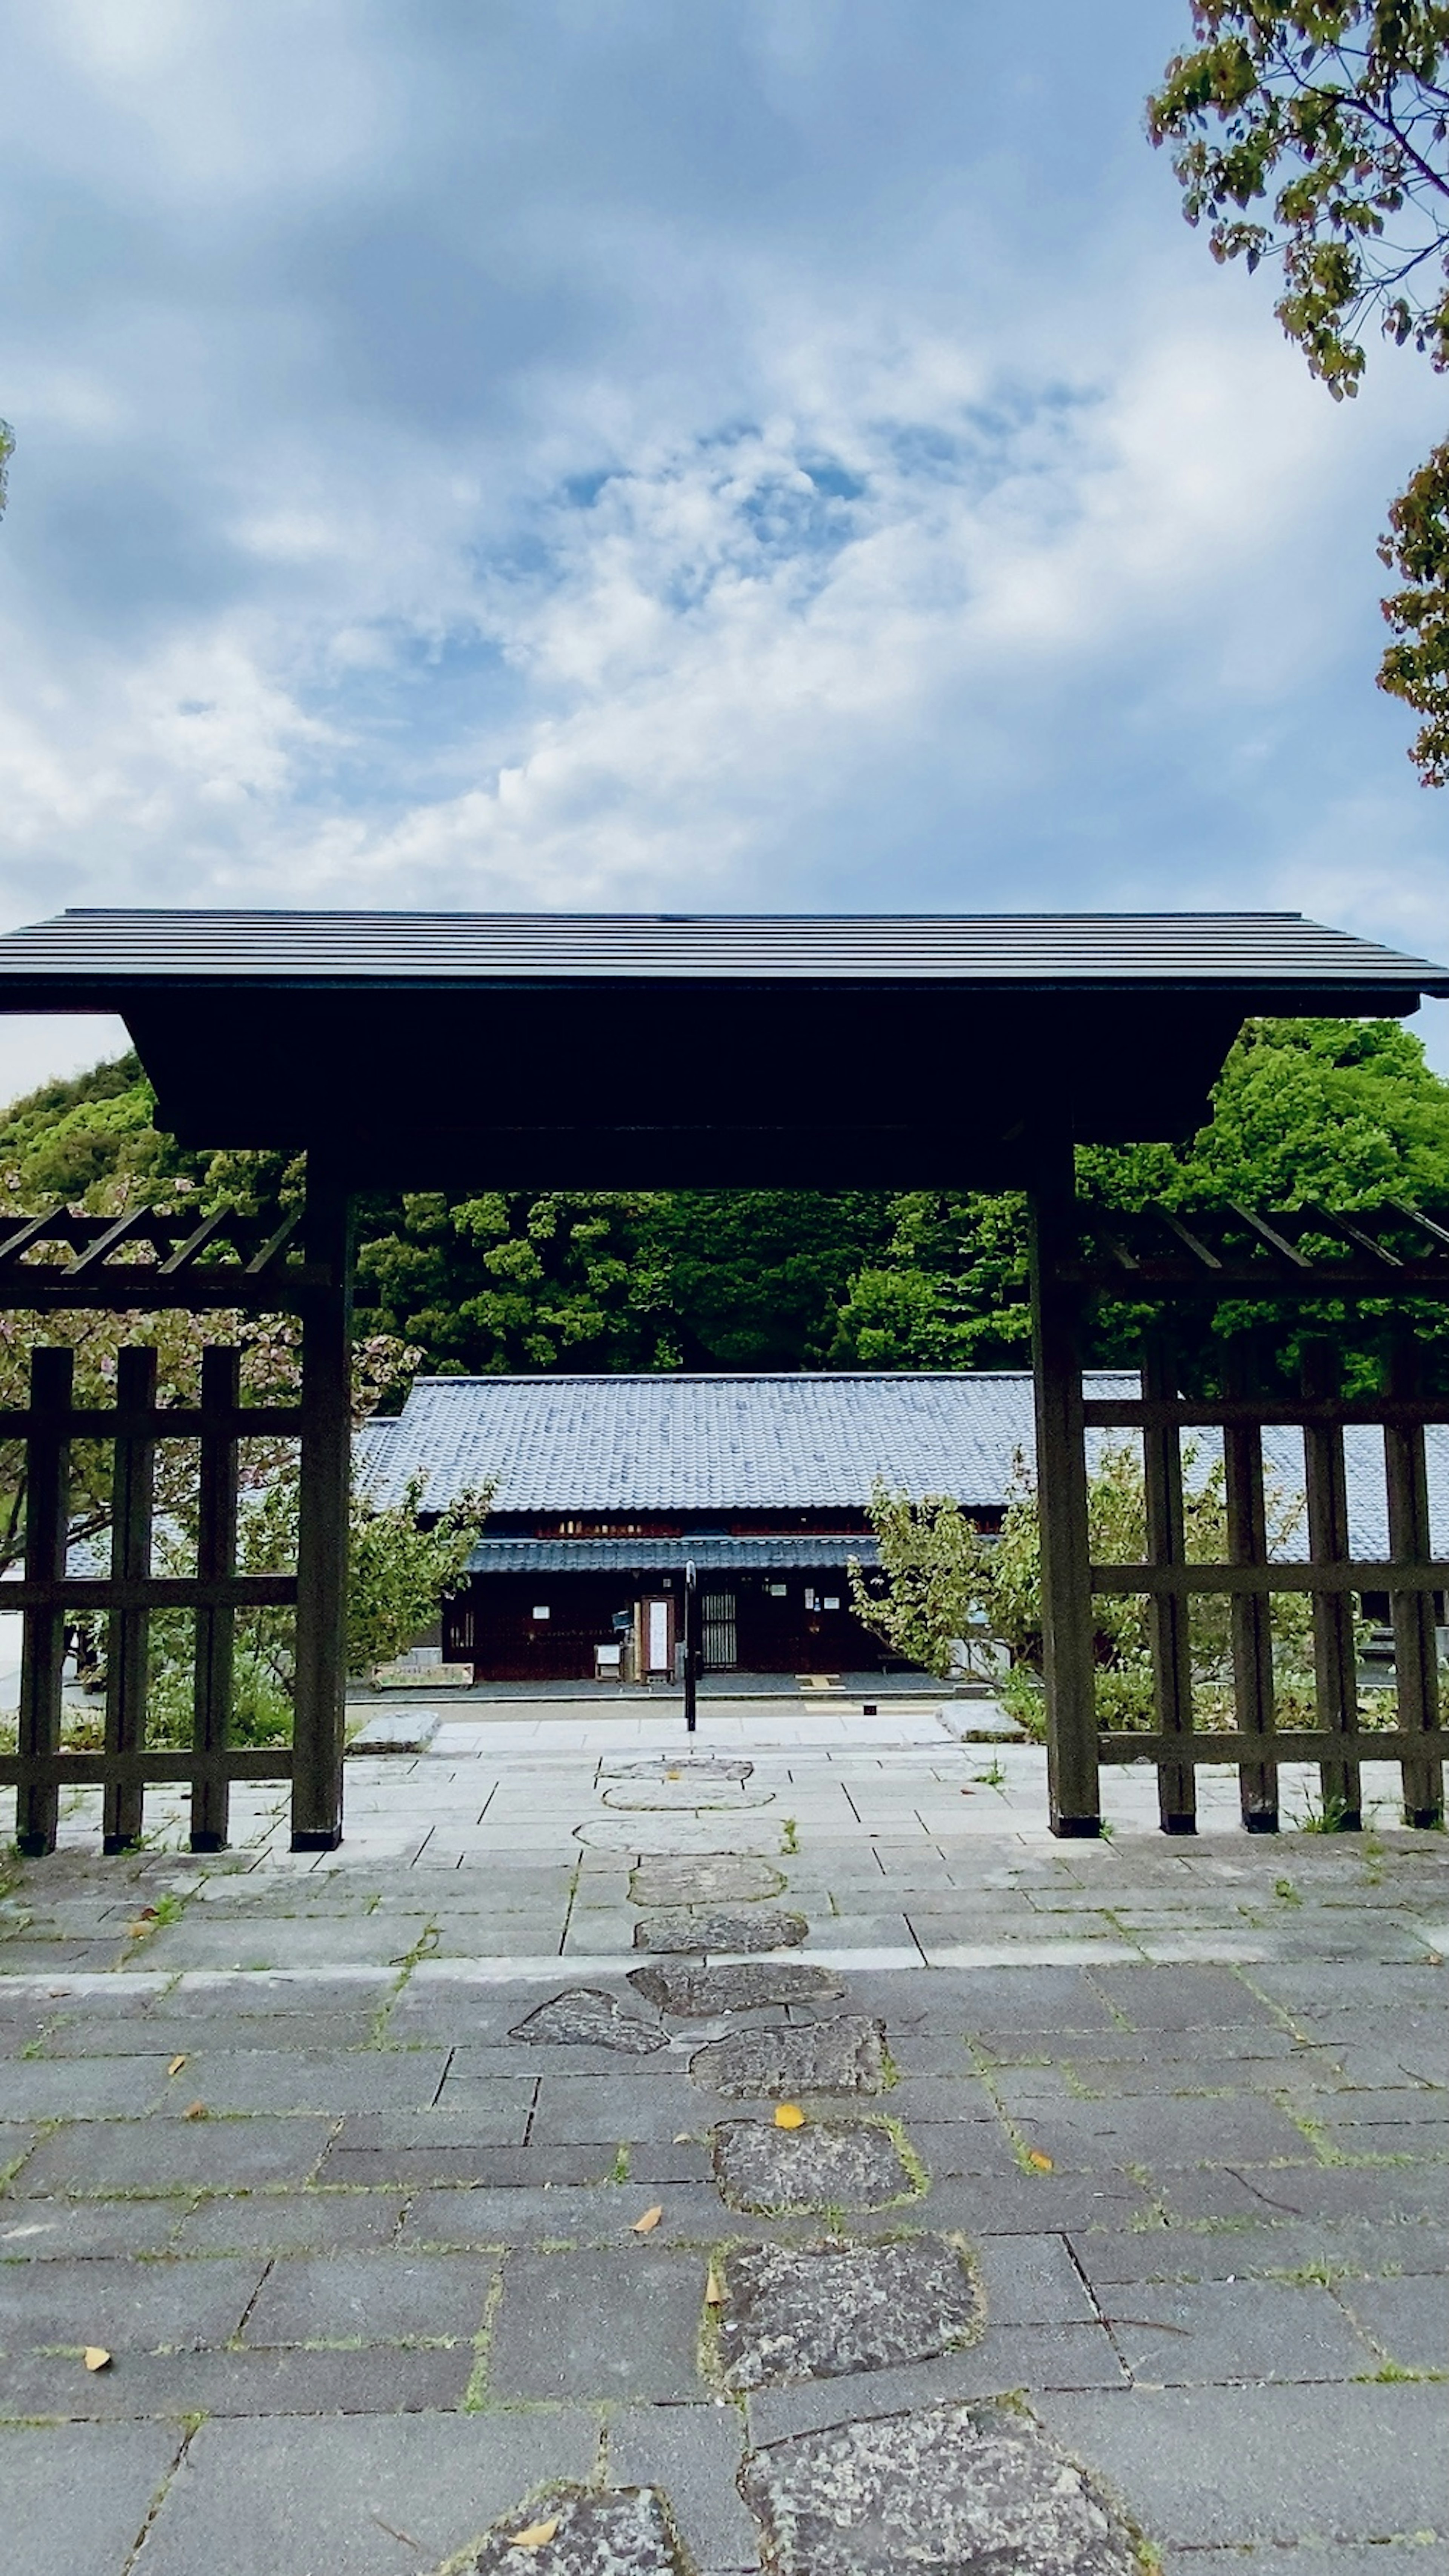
355,1190,678,1374
1147,4,1449,779
1148,4,1449,393
834,1018,1449,1380
860,1440,1320,1725
346,1473,493,1672
1378,435,1449,783
354,1185,893,1374
848,1481,994,1678
829,1194,1031,1369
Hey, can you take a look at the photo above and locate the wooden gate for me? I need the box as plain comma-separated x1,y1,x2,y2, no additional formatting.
0,1183,351,1857
1029,1183,1449,1837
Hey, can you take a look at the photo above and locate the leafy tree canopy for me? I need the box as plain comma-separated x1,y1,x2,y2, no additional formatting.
1147,3,1449,778
829,1015,1449,1374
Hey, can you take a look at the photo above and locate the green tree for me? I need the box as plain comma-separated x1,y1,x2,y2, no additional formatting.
1146,3,1449,776
830,1016,1449,1376
848,1481,994,1679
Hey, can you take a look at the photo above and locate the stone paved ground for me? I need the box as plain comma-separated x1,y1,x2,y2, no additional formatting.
1,1701,1446,2576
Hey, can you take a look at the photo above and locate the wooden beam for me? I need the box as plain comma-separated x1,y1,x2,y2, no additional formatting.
102,1345,156,1852
1384,1334,1444,1831
191,1346,240,1854
291,1174,352,1851
15,1347,73,1857
1028,1151,1099,1837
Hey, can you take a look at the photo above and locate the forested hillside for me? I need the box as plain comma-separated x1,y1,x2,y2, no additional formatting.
5,1015,1449,1379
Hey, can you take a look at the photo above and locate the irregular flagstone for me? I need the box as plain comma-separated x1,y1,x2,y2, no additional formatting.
509,1989,667,2055
740,2400,1143,2576
690,2015,886,2097
467,2487,687,2574
632,1908,808,1956
713,2116,917,2214
576,1818,780,1854
716,2234,981,2388
601,1781,773,1812
629,1854,785,1908
628,1960,843,2017
609,1757,753,1782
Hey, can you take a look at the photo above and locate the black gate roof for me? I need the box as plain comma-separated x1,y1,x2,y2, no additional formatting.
0,907,1442,1188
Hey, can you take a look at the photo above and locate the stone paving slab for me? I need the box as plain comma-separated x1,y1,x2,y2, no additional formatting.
1037,2384,1449,2549
0,1711,1446,2574
485,2246,709,2401
131,2411,600,2576
5,2422,182,2576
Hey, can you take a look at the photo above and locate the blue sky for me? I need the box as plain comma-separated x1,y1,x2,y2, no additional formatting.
1,0,1446,1099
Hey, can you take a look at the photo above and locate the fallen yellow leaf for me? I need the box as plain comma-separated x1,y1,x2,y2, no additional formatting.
182,2101,208,2122
125,1923,148,1940
672,2132,692,2144
1027,2149,1053,2172
705,2265,725,2305
774,2103,806,2130
83,2346,111,2373
507,2516,560,2550
167,2055,187,2078
631,2204,663,2234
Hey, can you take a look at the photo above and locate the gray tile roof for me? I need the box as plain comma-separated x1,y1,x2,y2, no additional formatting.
2,909,1445,992
356,1371,1449,1563
354,1371,1097,1517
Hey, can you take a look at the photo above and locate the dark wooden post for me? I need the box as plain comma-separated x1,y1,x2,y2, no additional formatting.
683,1557,700,1735
1223,1337,1278,1832
191,1345,240,1854
1301,1342,1361,1830
291,1174,353,1852
1142,1336,1195,1833
1384,1334,1443,1830
102,1345,157,1853
16,1345,73,1858
1026,1150,1100,1836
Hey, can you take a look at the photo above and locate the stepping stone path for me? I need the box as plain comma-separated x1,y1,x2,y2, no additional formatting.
714,2114,917,2214
690,2013,887,2096
628,1958,844,2015
467,1765,1153,2574
629,1852,785,1906
740,2401,1142,2576
508,1987,667,2054
631,1906,807,1954
466,2487,686,2574
717,2234,982,2388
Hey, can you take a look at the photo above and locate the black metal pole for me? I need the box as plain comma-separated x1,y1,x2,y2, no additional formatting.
683,1558,698,1735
